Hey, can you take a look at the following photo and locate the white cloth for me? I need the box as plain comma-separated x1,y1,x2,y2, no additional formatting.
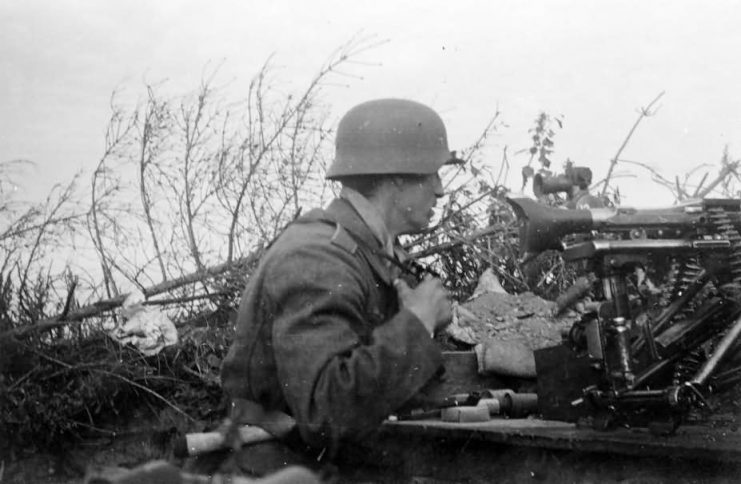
110,291,178,356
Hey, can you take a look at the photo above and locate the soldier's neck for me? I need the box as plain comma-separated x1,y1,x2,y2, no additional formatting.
366,187,408,239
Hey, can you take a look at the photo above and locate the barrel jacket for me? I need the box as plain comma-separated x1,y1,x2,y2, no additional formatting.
220,198,444,454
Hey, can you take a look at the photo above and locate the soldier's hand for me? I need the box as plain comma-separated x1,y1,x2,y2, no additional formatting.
394,275,452,335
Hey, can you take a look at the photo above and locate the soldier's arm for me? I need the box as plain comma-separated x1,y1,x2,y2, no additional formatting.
266,239,443,452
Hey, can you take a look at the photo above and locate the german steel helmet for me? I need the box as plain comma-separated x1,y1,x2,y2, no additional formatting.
326,98,462,179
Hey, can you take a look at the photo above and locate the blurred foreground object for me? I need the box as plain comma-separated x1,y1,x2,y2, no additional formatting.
173,423,273,457
84,460,320,484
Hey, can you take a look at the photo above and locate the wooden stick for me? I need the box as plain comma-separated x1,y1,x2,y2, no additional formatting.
409,224,506,260
2,251,260,339
695,160,740,199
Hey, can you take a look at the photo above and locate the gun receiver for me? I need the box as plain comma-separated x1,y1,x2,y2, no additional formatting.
506,197,741,263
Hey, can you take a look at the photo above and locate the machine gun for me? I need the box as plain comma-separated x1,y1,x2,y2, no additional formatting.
506,197,741,433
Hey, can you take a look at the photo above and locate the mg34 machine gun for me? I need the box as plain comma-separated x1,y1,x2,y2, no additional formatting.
506,197,741,434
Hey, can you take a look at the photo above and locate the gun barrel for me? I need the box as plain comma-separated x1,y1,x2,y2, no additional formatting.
562,239,730,261
506,197,593,260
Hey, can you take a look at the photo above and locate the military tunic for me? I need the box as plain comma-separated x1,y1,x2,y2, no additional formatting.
220,197,444,457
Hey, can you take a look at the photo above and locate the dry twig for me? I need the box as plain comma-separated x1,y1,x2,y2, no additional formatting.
600,91,665,198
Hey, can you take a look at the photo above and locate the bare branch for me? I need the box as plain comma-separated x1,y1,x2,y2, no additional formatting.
138,83,171,281
600,91,665,198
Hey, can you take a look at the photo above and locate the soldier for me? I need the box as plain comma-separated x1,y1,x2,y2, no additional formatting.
219,98,459,476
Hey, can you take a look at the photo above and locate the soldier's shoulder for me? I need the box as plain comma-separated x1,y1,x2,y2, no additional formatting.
273,212,359,256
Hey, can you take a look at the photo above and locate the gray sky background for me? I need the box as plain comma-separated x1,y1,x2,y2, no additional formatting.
2,0,741,207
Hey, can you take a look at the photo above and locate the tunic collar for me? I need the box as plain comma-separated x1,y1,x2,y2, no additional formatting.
340,187,395,258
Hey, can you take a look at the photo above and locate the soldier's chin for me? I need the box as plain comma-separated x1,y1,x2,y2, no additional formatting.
400,220,432,236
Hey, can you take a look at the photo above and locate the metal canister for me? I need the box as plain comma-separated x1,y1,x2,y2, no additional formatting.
605,316,635,389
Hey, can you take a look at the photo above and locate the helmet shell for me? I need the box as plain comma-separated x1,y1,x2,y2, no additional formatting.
327,98,458,179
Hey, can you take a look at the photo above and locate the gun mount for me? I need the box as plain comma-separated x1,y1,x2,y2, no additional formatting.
507,196,741,433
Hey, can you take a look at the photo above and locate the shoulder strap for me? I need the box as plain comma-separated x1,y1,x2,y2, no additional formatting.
329,222,359,255
292,211,395,285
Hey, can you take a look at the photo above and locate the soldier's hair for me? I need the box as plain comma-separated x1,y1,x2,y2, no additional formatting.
337,175,386,198
338,173,428,199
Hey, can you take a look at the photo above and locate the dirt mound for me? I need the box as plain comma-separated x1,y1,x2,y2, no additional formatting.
448,291,578,350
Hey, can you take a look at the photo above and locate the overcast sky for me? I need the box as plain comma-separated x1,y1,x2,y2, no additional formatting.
2,0,741,207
